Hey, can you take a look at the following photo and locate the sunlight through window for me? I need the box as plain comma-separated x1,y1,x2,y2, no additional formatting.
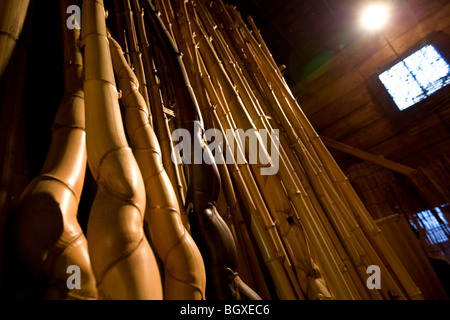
378,45,450,111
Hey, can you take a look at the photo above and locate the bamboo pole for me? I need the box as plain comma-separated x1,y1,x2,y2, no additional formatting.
143,0,262,300
109,34,206,299
131,0,187,222
121,0,152,120
171,0,269,299
197,52,299,300
242,12,423,300
12,0,97,300
0,0,34,293
0,0,30,78
225,5,426,300
191,4,356,300
81,0,162,299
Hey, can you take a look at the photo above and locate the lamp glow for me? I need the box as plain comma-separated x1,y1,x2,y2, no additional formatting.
361,4,389,30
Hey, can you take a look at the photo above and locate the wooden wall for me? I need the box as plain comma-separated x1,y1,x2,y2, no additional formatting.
290,0,450,172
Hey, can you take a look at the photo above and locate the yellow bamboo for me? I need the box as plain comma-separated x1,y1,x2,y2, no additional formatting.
234,6,422,299
12,0,97,300
236,11,414,300
121,0,152,120
144,0,263,300
197,54,299,299
131,0,187,223
81,0,162,299
109,34,206,299
192,5,356,300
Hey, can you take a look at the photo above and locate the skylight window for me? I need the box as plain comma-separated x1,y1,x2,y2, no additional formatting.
378,44,450,111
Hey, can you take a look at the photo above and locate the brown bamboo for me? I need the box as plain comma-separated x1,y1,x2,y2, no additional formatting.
12,0,97,300
131,0,187,222
197,52,299,300
81,0,162,299
204,5,362,299
171,0,269,298
192,4,356,300
228,22,376,299
225,5,426,298
121,0,152,120
144,0,262,300
111,0,131,67
216,3,414,300
109,34,206,299
0,0,30,78
199,50,314,299
0,0,34,291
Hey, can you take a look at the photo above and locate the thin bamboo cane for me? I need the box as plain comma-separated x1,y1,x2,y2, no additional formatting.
239,10,423,299
171,0,267,299
237,16,412,300
196,60,281,299
198,54,299,300
0,0,30,78
121,0,152,120
0,0,34,292
109,34,206,299
12,0,97,300
199,8,340,298
199,1,370,298
111,0,132,67
175,1,274,300
81,0,162,299
229,27,374,299
131,0,187,221
192,5,356,300
225,5,414,298
144,0,262,300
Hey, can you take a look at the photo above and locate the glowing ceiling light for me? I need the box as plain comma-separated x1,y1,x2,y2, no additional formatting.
361,4,389,30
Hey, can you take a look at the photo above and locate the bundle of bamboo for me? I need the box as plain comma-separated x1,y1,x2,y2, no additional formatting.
3,0,426,300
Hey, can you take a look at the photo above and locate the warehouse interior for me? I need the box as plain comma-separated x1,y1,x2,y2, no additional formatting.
0,0,449,300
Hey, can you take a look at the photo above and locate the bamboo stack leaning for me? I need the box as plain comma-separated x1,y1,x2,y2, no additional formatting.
0,0,426,300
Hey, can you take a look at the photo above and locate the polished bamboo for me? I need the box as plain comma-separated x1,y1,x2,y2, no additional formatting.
12,0,97,300
81,0,162,299
109,34,206,299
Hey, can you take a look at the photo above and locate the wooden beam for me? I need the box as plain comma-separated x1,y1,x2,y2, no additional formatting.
320,136,416,177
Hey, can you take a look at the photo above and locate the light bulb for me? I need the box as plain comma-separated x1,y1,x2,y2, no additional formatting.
362,4,389,30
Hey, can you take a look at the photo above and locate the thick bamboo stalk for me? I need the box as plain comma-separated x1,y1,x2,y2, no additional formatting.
81,0,162,299
109,34,206,299
0,0,30,78
12,0,97,300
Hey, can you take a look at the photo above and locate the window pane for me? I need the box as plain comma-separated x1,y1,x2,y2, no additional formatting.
378,44,450,111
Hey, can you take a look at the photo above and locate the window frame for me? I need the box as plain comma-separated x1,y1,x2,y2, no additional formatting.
368,31,450,127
